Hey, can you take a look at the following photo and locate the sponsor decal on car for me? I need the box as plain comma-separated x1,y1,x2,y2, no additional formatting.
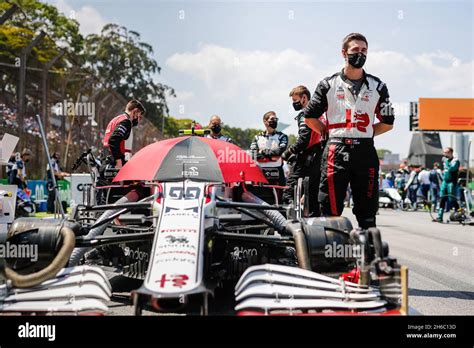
230,246,258,261
157,273,189,288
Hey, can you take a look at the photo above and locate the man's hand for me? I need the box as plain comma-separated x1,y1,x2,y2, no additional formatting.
373,123,393,136
58,171,70,179
304,118,326,134
115,159,123,169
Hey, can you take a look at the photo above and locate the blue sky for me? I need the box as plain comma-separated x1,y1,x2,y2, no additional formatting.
49,0,473,158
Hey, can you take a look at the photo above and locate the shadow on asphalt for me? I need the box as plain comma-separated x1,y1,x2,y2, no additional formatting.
410,288,474,300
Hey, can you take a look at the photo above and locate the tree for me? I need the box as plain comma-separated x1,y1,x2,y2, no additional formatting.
83,24,174,128
0,0,83,102
376,148,392,159
222,125,261,149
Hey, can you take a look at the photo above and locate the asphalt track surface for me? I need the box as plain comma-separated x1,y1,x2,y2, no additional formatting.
107,208,474,315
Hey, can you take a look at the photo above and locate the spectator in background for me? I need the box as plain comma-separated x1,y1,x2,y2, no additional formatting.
8,149,32,190
386,171,395,188
436,147,460,222
404,165,420,210
381,173,393,189
395,163,410,203
46,152,70,213
418,167,431,201
429,162,443,210
6,154,16,181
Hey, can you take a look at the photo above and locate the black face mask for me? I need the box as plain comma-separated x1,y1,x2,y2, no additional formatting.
293,101,303,111
211,124,221,134
132,118,139,127
347,52,366,69
268,120,278,129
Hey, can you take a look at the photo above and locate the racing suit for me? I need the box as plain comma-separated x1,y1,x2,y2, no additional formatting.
302,69,395,229
250,130,288,204
100,112,134,204
282,111,322,216
103,112,133,165
206,133,233,143
437,157,460,220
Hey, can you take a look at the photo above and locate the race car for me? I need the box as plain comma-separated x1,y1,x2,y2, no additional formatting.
0,129,408,316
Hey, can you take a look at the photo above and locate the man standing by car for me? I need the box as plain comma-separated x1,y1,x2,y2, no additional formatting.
250,111,288,203
303,33,395,229
8,149,32,190
282,85,326,216
46,152,70,213
436,147,460,222
206,115,233,143
102,99,146,169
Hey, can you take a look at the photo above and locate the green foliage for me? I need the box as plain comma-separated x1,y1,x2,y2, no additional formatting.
164,115,264,149
0,0,83,59
222,125,260,149
376,148,392,159
0,1,83,100
83,24,174,126
164,117,195,136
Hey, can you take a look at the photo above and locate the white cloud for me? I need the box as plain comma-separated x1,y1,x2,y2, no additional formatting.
166,44,341,129
168,45,473,104
166,44,473,154
166,44,335,105
174,90,194,102
55,0,107,36
367,50,474,99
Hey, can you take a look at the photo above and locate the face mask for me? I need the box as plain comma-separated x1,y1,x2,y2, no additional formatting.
132,118,139,127
347,52,366,69
211,124,221,134
268,120,278,129
293,101,302,111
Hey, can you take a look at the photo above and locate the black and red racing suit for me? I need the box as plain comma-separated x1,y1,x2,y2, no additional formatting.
103,112,133,164
303,69,395,229
282,111,323,216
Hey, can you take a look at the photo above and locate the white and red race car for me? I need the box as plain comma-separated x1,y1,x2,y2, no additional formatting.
0,132,408,316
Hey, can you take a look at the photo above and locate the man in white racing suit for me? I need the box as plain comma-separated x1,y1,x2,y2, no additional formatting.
250,111,288,204
303,33,395,229
206,115,233,143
